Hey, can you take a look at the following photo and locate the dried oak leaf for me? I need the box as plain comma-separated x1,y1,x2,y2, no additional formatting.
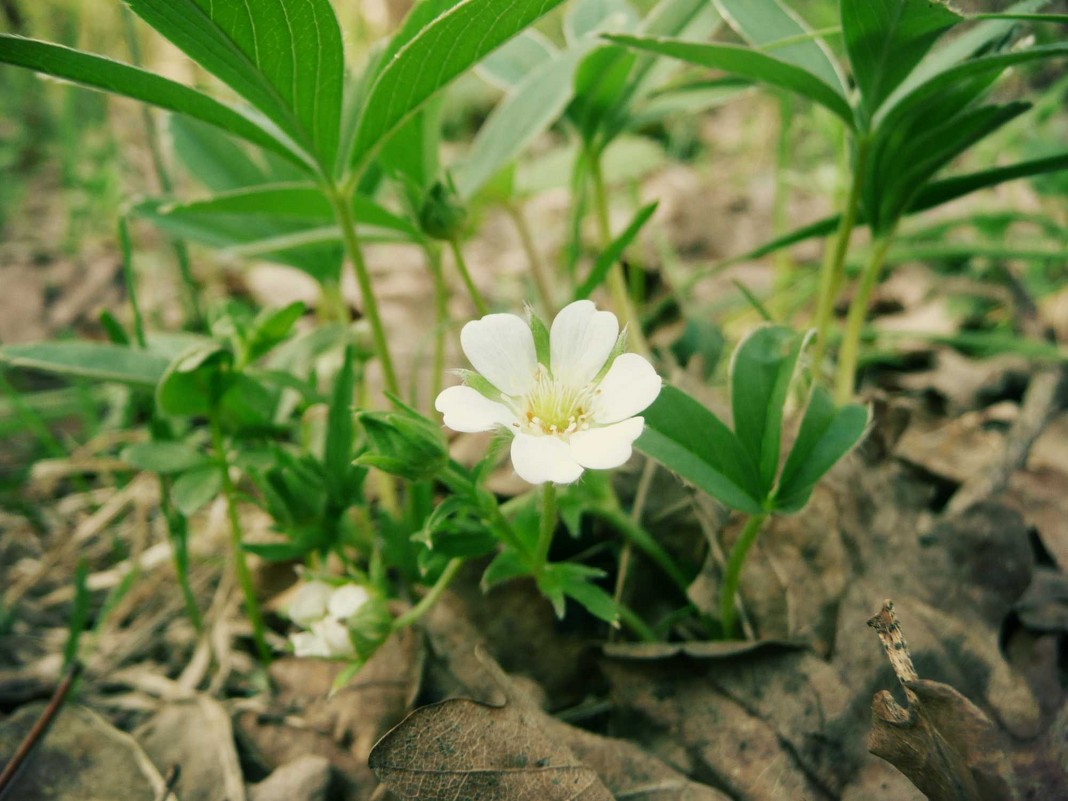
869,679,1018,801
368,698,614,800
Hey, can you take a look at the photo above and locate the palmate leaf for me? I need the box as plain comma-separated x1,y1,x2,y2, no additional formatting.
714,0,845,93
168,115,272,192
606,35,855,127
0,36,307,168
636,385,764,515
773,385,869,513
350,0,568,173
839,0,962,122
0,341,171,386
729,325,807,496
125,0,344,170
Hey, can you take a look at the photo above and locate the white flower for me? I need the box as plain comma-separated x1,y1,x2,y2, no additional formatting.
288,581,370,659
434,300,662,485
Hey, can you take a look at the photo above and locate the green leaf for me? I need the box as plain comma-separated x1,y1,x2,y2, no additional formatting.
122,441,209,474
0,341,170,386
350,0,568,172
636,385,764,514
477,30,557,89
0,35,306,168
156,342,232,417
670,318,724,380
839,0,962,121
774,386,869,513
456,51,583,199
157,183,417,237
172,465,223,516
875,43,1068,129
481,547,529,589
606,35,855,127
169,115,270,192
571,45,638,143
125,0,344,168
714,0,845,93
889,0,1049,105
378,102,442,195
562,576,619,624
729,325,806,496
575,201,658,300
565,0,639,44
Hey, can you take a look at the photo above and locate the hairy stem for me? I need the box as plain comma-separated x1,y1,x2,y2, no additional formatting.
720,513,768,639
327,186,399,396
535,482,557,570
811,136,870,372
834,233,895,403
393,557,464,629
448,237,488,316
211,418,270,663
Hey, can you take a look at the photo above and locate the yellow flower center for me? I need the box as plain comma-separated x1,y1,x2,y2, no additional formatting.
520,367,596,436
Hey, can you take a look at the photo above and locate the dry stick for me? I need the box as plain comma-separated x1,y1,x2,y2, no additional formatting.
610,458,657,633
0,662,82,799
867,600,919,706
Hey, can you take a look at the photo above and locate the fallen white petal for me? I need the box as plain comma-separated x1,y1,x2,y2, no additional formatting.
460,313,537,396
592,353,662,424
569,417,645,469
328,584,370,620
511,432,584,485
550,300,619,387
288,581,332,626
435,385,516,433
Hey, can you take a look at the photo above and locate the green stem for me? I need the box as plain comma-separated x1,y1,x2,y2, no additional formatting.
448,237,488,316
326,186,399,396
812,136,870,372
160,478,203,634
427,244,448,404
211,418,270,663
588,150,652,360
117,217,146,349
393,557,464,629
593,505,690,597
535,482,557,569
442,462,531,561
720,513,767,639
770,93,794,318
617,603,658,643
834,233,895,404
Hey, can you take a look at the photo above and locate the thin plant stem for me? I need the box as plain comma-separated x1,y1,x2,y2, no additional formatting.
211,418,270,664
588,150,652,360
535,482,557,569
118,217,146,348
834,233,895,404
448,237,488,316
611,458,656,612
120,7,204,329
393,557,464,629
771,93,794,318
161,481,203,634
594,505,690,597
506,202,555,315
720,513,768,639
326,186,399,396
811,136,870,372
427,243,448,404
441,462,531,561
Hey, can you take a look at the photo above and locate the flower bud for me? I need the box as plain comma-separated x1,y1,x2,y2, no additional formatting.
356,408,448,481
418,181,467,241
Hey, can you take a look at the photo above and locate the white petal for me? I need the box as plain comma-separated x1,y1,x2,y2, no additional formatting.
312,617,354,657
569,417,645,470
288,581,331,626
511,433,584,485
460,313,537,396
291,631,328,658
328,584,370,619
550,300,619,387
435,385,516,433
592,353,662,424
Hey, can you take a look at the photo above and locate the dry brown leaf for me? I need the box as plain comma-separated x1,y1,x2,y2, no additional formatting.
369,698,615,801
1005,466,1068,571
